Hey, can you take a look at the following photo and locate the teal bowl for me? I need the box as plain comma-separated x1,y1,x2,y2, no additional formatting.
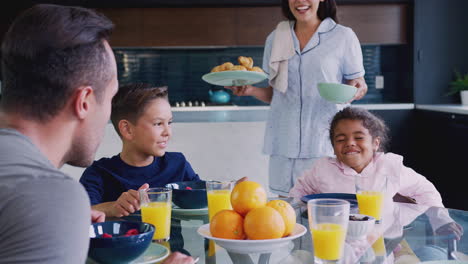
317,82,357,104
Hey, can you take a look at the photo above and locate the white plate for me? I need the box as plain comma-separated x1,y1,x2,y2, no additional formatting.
202,71,268,86
197,223,307,254
172,206,208,216
86,243,169,264
131,243,170,264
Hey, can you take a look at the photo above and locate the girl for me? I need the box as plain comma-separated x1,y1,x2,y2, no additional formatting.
289,106,443,208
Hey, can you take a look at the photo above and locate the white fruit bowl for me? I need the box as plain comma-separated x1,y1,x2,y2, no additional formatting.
197,223,307,254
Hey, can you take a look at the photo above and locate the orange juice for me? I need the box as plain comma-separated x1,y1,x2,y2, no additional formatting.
207,190,232,221
141,201,172,241
311,223,346,260
372,235,386,256
356,191,384,220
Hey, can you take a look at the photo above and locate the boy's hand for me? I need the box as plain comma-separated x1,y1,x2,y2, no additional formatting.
235,177,248,185
112,183,149,217
91,209,105,223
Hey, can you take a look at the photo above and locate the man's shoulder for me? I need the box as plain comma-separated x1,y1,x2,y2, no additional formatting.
0,129,73,185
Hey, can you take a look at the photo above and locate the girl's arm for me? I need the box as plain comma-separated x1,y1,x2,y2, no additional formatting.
288,166,320,199
398,165,444,207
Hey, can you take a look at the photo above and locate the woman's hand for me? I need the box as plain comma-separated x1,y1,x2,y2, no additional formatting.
224,85,255,96
347,77,368,101
225,85,273,103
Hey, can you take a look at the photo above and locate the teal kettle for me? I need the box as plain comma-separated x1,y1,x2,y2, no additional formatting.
208,89,230,104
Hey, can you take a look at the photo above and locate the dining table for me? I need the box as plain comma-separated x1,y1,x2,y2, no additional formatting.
108,197,468,264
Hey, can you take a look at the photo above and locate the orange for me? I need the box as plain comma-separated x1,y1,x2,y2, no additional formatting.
230,181,267,216
244,206,285,240
266,200,297,237
210,209,245,240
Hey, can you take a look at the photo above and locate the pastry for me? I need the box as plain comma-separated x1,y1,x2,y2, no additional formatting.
238,56,253,69
231,65,248,71
220,62,234,71
250,66,264,73
211,65,223,73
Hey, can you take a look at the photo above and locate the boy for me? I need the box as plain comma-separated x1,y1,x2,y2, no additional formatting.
80,83,200,218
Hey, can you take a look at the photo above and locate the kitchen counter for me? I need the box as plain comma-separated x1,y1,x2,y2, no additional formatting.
172,103,415,122
416,104,468,115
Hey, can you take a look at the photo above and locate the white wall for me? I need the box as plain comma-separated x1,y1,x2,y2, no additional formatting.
61,122,272,194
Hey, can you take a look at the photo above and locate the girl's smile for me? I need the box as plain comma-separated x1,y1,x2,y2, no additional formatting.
332,119,380,173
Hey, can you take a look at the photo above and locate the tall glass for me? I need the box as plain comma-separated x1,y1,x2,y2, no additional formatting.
308,198,350,264
355,175,387,223
139,187,172,242
206,180,234,221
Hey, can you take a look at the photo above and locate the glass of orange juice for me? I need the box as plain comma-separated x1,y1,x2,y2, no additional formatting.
206,180,234,221
308,198,350,263
139,187,172,242
355,175,387,223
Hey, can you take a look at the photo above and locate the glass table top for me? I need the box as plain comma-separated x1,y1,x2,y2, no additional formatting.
111,200,468,264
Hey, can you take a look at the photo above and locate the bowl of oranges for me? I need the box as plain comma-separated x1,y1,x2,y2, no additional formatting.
197,181,307,254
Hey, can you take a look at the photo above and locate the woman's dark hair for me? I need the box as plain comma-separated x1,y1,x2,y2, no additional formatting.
329,107,389,152
110,83,168,137
282,0,338,22
1,4,114,121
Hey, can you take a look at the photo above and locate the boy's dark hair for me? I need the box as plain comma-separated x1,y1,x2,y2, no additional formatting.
329,107,389,152
282,0,338,23
1,4,114,122
111,83,168,137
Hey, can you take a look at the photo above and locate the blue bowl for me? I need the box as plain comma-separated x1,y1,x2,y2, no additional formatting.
88,221,154,264
165,181,208,209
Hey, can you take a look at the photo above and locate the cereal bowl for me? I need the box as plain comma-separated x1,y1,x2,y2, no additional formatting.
165,181,207,209
88,221,155,264
347,214,376,240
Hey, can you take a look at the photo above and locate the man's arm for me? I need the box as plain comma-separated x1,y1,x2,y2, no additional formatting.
0,177,90,264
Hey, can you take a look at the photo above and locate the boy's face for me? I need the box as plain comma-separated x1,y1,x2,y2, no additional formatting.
332,119,380,173
130,98,172,157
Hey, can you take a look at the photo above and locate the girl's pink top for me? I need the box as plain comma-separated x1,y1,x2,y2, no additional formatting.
289,152,444,208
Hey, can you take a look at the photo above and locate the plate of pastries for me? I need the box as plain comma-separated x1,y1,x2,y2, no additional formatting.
202,56,268,86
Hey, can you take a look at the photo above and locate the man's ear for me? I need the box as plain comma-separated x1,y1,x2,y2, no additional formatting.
119,119,134,140
74,86,94,120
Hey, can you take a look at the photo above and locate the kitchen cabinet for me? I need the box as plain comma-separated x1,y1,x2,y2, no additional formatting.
413,110,468,211
92,4,408,47
369,109,417,168
413,0,468,104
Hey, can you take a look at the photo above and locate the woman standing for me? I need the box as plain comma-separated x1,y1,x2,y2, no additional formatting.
227,0,368,196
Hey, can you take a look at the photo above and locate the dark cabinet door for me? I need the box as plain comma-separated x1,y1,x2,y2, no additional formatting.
414,0,468,104
414,110,468,210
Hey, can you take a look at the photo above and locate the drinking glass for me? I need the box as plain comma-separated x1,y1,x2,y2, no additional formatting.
355,175,387,223
206,180,234,221
308,198,350,264
139,187,172,242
